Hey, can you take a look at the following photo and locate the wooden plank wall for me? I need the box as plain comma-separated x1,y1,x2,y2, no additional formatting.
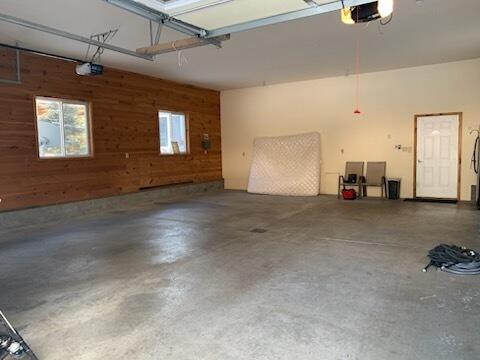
0,49,222,211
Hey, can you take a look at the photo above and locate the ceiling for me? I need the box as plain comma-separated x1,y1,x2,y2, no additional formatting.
0,0,479,90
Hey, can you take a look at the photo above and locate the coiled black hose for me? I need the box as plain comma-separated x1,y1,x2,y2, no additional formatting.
473,136,479,174
423,244,480,275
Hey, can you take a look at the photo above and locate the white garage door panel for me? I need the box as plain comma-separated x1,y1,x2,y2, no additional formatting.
247,132,320,196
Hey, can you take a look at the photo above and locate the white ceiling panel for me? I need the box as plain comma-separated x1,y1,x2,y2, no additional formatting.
134,0,334,30
176,0,314,30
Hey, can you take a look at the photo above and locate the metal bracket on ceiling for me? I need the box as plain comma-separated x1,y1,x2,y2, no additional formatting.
149,21,163,46
103,0,227,50
86,29,119,63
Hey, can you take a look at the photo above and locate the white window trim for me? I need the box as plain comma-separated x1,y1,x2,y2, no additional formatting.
35,96,92,159
159,110,188,155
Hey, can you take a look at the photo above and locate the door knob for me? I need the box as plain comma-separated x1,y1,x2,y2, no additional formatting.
417,159,423,163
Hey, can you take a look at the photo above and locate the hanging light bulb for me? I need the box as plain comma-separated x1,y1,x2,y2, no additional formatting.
378,0,394,18
341,6,355,25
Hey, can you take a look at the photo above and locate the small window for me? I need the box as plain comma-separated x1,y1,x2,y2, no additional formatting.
35,97,91,158
159,111,188,155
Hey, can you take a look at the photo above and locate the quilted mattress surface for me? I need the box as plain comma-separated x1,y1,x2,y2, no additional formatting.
247,132,321,196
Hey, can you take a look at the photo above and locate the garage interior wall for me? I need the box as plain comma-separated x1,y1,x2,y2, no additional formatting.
221,58,480,200
0,50,222,212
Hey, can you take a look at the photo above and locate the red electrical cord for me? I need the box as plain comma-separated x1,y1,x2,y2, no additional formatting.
354,7,361,115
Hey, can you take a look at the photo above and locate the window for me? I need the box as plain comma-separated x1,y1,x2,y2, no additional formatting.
35,97,91,158
159,111,188,155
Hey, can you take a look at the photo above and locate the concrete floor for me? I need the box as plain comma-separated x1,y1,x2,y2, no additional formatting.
0,191,479,360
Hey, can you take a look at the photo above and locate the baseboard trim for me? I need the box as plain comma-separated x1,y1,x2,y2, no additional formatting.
0,180,224,230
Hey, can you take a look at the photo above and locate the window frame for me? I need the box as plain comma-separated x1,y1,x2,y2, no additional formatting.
34,96,93,160
158,109,190,156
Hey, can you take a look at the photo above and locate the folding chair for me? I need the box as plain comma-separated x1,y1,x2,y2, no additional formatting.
338,162,364,199
362,161,387,199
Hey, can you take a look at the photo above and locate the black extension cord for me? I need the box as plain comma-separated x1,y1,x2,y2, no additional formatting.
423,244,480,275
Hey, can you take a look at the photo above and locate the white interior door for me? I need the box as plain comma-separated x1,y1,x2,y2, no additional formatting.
416,114,460,199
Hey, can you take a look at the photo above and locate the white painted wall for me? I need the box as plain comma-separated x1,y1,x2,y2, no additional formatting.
221,59,480,200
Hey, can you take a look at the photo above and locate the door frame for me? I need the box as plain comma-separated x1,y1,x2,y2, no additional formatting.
413,112,462,200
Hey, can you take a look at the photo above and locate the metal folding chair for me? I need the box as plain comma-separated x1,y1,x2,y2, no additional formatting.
338,161,364,199
362,161,387,199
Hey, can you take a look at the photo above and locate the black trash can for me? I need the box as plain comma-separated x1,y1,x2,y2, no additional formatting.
387,179,401,200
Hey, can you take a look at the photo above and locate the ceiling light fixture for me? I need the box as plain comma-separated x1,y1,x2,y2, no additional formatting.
377,0,394,18
341,0,394,25
341,7,355,24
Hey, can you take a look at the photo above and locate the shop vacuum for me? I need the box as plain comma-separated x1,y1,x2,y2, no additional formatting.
0,311,38,360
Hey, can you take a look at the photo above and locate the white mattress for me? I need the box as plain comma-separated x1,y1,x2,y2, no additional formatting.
247,132,321,196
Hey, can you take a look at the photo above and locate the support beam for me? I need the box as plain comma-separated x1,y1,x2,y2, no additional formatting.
103,0,225,49
137,34,230,56
149,20,163,46
0,12,153,61
154,23,163,44
207,0,376,38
